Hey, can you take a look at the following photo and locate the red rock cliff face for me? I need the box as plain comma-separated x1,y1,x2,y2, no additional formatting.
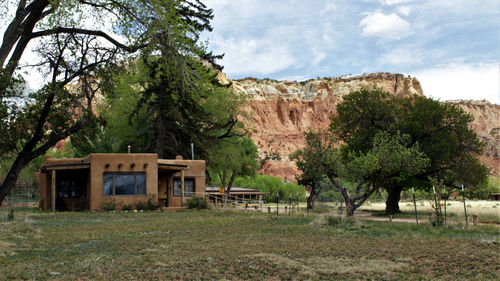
219,72,499,181
447,100,500,175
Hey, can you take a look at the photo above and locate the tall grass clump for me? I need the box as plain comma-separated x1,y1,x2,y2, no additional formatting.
186,196,210,209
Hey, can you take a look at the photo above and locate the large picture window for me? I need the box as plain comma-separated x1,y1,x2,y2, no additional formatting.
173,178,195,197
103,173,146,196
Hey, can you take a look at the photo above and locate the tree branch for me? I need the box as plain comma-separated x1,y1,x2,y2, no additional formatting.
30,27,147,53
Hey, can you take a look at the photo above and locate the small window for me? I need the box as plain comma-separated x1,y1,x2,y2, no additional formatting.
173,178,195,197
103,173,146,196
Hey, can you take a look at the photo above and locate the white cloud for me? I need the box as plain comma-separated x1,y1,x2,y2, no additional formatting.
378,49,423,66
412,62,500,104
379,0,414,5
321,3,337,16
211,36,296,76
396,6,412,16
359,12,411,39
311,50,327,65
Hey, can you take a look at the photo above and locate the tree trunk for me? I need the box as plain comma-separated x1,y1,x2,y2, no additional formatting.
306,192,314,210
385,187,402,214
0,153,29,206
345,200,355,217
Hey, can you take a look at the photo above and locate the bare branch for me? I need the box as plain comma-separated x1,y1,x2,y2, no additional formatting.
30,27,147,53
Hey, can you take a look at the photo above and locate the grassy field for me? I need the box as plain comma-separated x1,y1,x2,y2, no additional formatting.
1,208,499,280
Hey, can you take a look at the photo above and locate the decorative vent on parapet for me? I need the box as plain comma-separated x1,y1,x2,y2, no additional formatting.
143,163,149,168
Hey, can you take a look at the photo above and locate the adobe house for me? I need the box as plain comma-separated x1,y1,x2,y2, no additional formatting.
38,154,205,211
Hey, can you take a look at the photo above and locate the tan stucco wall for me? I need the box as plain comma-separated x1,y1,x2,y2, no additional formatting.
87,154,158,210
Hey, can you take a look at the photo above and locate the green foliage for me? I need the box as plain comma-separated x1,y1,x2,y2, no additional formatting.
208,137,259,192
6,208,14,222
135,201,147,211
326,216,356,227
232,175,306,202
290,131,341,208
102,199,118,212
398,95,485,188
467,176,500,199
186,196,210,209
0,154,44,185
121,204,134,211
345,131,429,187
146,196,162,211
331,88,399,154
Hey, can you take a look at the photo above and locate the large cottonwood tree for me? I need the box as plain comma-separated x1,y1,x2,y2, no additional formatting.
331,89,487,214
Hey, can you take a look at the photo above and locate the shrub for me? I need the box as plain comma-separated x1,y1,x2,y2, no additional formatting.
7,208,14,222
232,175,306,203
135,200,147,211
146,196,162,211
121,204,134,211
326,216,356,227
186,196,210,209
102,199,118,211
467,176,500,199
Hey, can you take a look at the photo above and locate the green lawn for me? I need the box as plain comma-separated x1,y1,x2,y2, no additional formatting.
1,209,499,280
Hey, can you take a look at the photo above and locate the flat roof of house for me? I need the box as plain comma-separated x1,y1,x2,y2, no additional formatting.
40,161,189,172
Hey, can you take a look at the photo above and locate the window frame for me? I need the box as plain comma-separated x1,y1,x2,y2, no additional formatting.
173,177,195,197
103,172,147,196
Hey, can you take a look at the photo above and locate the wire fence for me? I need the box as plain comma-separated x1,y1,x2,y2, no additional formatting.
0,182,39,221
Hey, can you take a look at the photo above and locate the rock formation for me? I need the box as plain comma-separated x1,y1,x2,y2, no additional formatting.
218,72,499,181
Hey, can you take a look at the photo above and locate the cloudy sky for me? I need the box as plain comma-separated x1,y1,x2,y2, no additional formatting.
201,0,500,104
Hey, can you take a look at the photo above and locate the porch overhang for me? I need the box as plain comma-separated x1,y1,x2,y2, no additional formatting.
157,163,189,172
40,162,90,173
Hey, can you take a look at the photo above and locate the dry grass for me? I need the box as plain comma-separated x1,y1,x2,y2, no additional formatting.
360,200,500,223
0,209,499,280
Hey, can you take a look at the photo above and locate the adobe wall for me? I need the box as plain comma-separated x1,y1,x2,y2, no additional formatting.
159,158,206,207
87,154,158,210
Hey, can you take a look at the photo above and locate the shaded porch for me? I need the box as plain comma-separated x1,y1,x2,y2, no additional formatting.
157,163,189,208
40,162,90,211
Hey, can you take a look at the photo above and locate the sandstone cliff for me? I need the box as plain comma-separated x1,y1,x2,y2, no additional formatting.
447,100,500,175
219,72,499,181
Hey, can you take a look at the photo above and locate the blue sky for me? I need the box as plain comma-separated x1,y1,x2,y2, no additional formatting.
202,0,500,104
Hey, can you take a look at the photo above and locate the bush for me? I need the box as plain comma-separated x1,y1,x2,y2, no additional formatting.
326,216,356,227
135,200,147,211
121,204,134,211
102,199,118,211
186,196,210,209
146,196,162,211
232,175,306,203
7,208,14,222
467,176,500,199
